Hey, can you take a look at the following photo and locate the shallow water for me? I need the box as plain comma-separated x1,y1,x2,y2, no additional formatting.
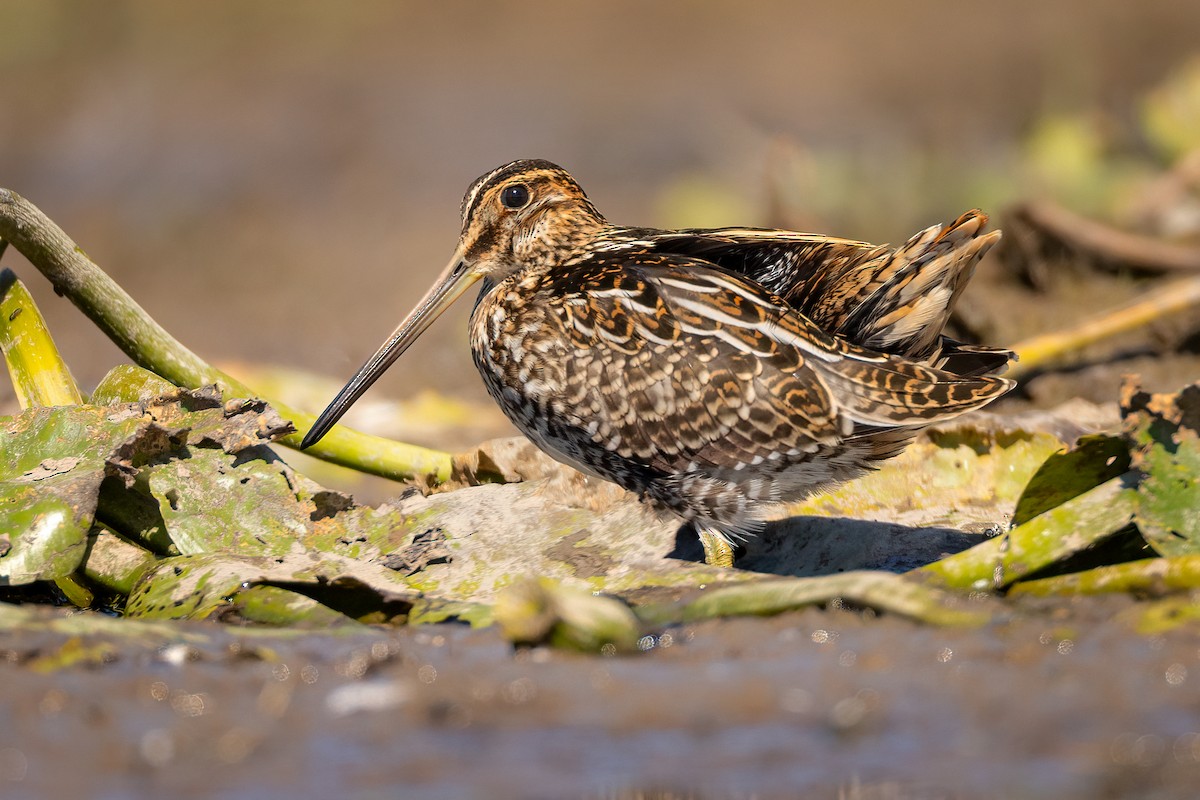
1,597,1196,799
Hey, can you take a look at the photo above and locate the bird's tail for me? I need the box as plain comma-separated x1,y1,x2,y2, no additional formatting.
832,210,1003,364
814,347,1016,429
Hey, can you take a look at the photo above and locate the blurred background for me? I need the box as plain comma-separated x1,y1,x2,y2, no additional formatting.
2,0,1200,457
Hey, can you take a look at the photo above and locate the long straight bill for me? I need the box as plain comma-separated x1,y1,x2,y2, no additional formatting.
301,248,479,448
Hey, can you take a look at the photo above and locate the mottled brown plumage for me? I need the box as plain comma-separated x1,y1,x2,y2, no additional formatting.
304,159,1015,557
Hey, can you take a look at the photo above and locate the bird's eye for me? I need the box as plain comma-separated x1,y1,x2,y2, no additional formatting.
500,183,530,209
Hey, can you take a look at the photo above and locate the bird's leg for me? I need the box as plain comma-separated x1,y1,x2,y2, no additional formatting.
696,523,737,569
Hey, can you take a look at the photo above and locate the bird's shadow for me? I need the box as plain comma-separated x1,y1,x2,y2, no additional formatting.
668,516,987,577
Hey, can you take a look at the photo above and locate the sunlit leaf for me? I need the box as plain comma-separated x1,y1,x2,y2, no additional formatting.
1122,380,1200,556
1012,434,1131,526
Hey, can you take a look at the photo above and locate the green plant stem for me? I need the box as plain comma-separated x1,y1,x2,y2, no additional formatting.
494,577,642,652
0,188,451,483
1008,275,1200,378
638,571,992,627
1009,555,1200,596
916,472,1139,591
0,269,84,407
1,267,95,605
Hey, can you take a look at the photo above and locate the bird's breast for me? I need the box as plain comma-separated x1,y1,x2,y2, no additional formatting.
469,280,574,413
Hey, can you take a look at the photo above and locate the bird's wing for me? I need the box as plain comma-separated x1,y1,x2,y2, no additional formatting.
541,251,1012,475
642,214,1004,364
645,226,887,321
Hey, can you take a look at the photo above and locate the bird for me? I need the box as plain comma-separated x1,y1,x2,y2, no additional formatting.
302,159,1015,567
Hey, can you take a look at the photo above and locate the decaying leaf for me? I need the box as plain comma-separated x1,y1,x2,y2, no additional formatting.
124,550,420,623
1122,379,1200,556
141,443,410,559
1,406,139,584
925,378,1200,596
791,422,1066,530
9,355,1199,639
0,483,91,584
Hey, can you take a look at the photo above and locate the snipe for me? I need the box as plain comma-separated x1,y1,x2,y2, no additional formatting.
303,160,1015,566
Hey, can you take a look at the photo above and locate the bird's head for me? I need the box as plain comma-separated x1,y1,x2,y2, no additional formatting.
302,159,604,448
455,159,606,273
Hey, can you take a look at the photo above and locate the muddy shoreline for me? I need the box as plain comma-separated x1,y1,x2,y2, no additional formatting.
0,597,1195,799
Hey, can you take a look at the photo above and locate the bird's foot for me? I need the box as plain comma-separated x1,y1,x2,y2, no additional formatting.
697,525,736,569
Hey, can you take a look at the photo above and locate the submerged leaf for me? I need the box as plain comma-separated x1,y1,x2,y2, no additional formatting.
26,636,117,672
1124,595,1200,635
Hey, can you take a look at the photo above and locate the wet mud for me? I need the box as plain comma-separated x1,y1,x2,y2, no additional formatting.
1,598,1197,799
